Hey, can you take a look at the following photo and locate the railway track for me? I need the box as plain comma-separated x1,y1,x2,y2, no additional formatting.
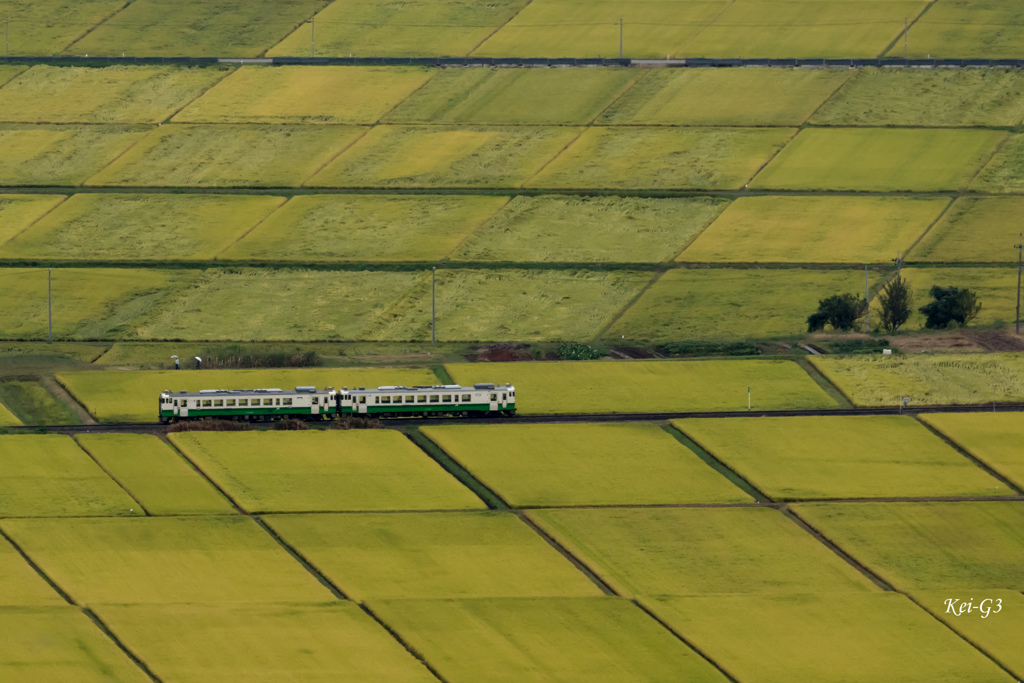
8,402,1024,434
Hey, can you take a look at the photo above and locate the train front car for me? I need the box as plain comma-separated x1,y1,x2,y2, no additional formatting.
339,383,516,418
159,387,337,423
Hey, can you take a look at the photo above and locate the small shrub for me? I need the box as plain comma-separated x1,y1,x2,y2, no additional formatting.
807,293,867,332
273,418,308,430
919,286,983,329
199,345,322,369
166,419,249,432
556,342,604,360
660,341,759,357
335,417,384,430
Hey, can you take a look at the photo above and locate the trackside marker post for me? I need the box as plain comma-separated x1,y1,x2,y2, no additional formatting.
747,386,751,411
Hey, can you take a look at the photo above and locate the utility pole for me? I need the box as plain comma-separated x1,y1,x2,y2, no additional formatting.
619,18,623,59
892,253,903,277
311,16,315,57
1015,234,1022,335
904,17,908,59
6,16,9,58
47,269,52,343
431,267,436,344
865,265,870,333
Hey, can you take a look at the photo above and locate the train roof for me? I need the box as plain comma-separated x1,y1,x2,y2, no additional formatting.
161,386,335,397
340,383,512,394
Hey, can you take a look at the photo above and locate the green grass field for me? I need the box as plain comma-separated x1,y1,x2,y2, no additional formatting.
0,434,141,517
421,423,750,506
94,602,437,683
1,193,285,260
68,0,329,57
909,198,1024,262
679,196,945,264
0,401,19,426
601,67,850,126
0,607,150,682
891,0,1024,59
385,67,638,125
0,124,150,186
647,593,1013,683
811,353,1024,407
0,538,64,605
223,194,505,262
674,415,1011,500
371,597,730,683
268,0,530,58
370,269,651,342
0,516,333,604
451,196,726,263
266,511,601,600
133,269,420,342
0,380,79,425
0,65,228,124
0,194,65,246
76,434,234,515
528,126,794,190
914,590,1024,678
793,501,1024,590
170,431,483,512
0,0,126,56
446,359,837,413
920,412,1024,490
85,124,365,187
971,134,1024,193
306,125,579,188
751,128,1005,191
57,366,438,422
0,267,195,340
900,267,1017,329
174,66,430,125
609,267,871,341
474,0,726,58
531,507,879,597
812,68,1024,127
683,0,928,58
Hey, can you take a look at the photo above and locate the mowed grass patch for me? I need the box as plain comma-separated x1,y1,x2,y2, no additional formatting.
372,597,730,683
223,194,504,262
268,0,530,58
910,198,1024,262
601,67,850,126
307,125,578,188
1,193,284,261
0,0,126,56
476,0,726,58
68,0,330,58
86,124,366,188
370,269,651,342
421,423,750,506
446,359,838,413
267,511,601,600
813,68,1024,127
0,65,229,124
0,607,149,682
648,593,1013,683
134,269,420,342
0,124,150,186
751,128,1005,191
0,194,66,247
0,516,333,603
0,435,141,517
920,412,1024,490
972,134,1024,193
793,501,1024,590
528,126,794,190
76,434,233,515
175,66,430,125
914,590,1024,677
0,267,196,340
531,507,879,597
674,415,1012,500
811,353,1024,407
170,431,483,513
890,0,1024,59
94,603,436,683
57,366,438,422
684,1,928,58
451,196,727,263
680,196,945,264
608,268,871,342
385,67,638,125
0,537,64,605
901,267,1017,329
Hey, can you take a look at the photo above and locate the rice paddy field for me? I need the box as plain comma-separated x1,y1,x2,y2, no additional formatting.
970,134,1024,193
0,0,127,56
0,402,20,426
0,194,66,247
919,412,1024,489
909,198,1024,263
914,590,1024,677
893,0,1024,59
900,267,1018,329
0,124,150,186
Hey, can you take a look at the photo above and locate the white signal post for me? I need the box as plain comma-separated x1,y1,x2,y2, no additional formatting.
1015,234,1022,335
47,269,52,343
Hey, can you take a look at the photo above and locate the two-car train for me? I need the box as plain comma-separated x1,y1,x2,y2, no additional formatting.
158,383,516,423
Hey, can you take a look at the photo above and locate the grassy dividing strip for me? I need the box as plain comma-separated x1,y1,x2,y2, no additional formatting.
913,417,1024,495
660,424,770,503
360,603,452,683
794,357,854,408
72,435,151,515
250,516,347,600
405,429,506,509
155,434,246,513
511,510,616,596
632,598,742,683
80,608,163,683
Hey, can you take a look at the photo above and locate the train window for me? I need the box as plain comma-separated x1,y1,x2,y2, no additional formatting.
417,395,427,403
429,395,439,403
275,398,281,406
501,393,506,401
238,399,247,406
263,399,273,406
405,395,414,403
173,400,178,407
381,396,391,404
394,396,403,404
442,394,451,402
311,397,318,405
202,400,212,407
491,393,497,401
283,398,292,406
360,396,366,404
462,394,471,402
213,400,223,407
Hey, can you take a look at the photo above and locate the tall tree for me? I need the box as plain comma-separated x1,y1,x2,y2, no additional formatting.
807,293,866,332
877,275,913,333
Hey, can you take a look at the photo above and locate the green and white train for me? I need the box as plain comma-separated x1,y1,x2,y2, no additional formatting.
159,383,516,423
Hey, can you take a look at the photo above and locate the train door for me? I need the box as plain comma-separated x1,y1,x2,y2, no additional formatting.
489,392,498,412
